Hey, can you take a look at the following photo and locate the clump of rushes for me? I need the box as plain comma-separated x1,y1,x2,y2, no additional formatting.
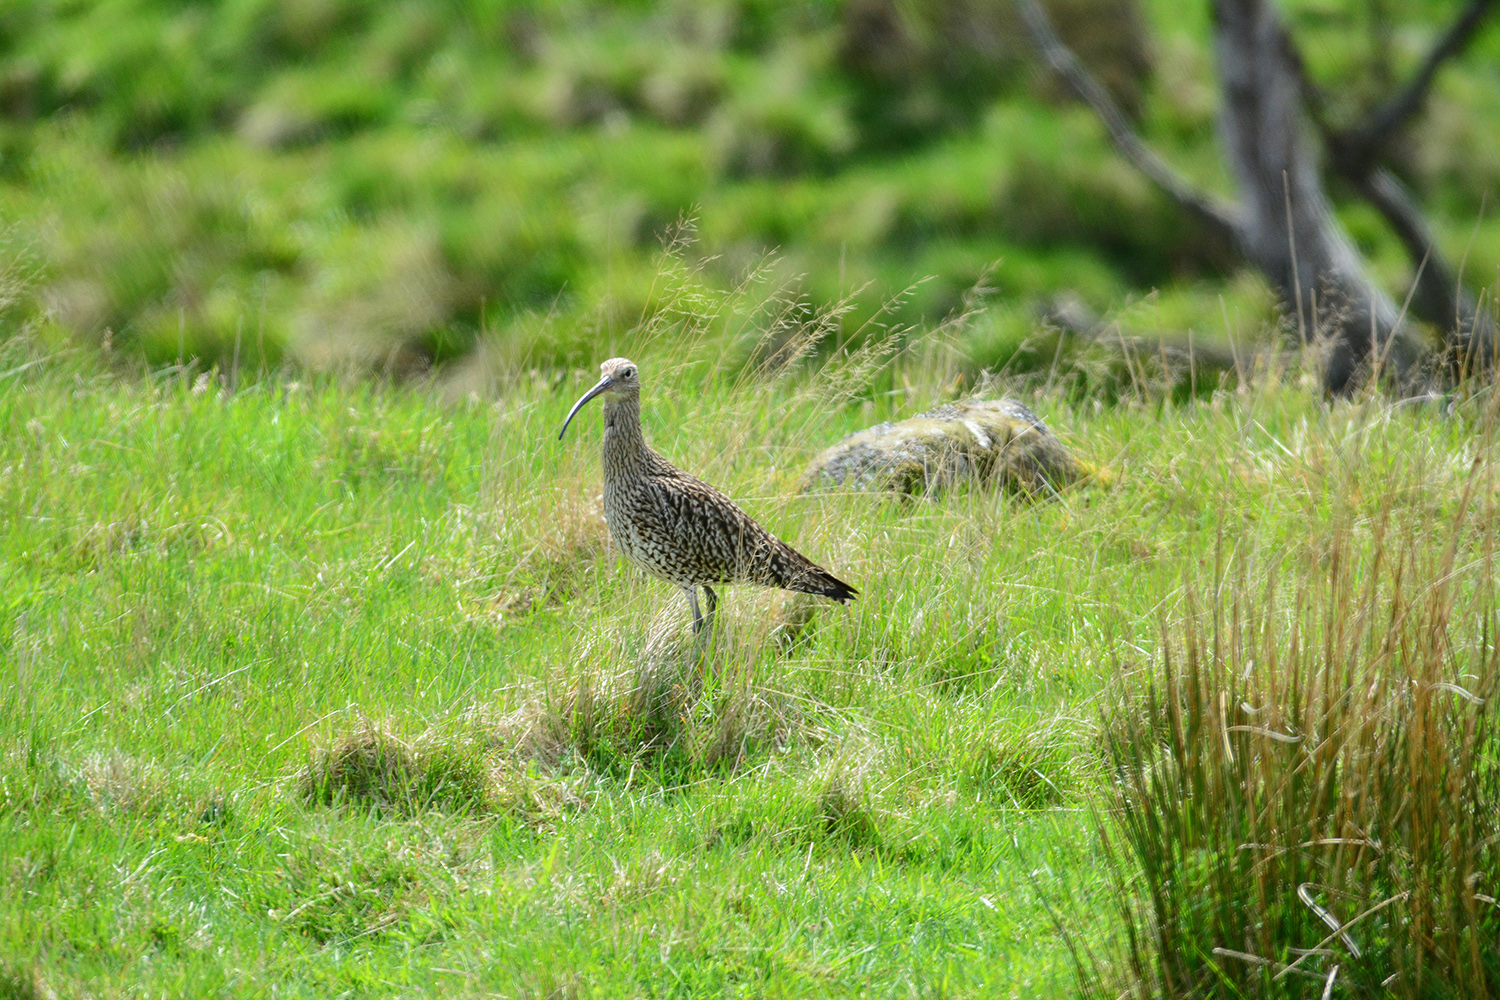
1087,476,1500,997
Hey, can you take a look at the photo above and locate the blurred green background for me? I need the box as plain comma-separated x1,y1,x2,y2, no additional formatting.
0,0,1496,380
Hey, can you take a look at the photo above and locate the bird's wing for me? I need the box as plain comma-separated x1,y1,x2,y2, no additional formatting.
642,461,848,596
636,466,754,582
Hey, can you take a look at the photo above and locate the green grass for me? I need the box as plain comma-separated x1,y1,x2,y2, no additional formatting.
0,0,1496,374
3,3,1498,993
4,303,1499,993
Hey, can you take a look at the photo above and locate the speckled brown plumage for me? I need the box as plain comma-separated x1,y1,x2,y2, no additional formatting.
559,357,856,634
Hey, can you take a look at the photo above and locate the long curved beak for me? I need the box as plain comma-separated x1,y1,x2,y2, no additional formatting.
557,376,613,440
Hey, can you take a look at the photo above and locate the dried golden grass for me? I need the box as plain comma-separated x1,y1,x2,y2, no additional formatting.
498,632,808,779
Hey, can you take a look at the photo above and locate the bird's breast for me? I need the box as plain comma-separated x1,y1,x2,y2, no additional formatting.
602,483,669,574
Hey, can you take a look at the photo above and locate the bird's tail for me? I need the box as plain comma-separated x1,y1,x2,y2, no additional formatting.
788,564,858,604
798,566,858,605
758,540,858,603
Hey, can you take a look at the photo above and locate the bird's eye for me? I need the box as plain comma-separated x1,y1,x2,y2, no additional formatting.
623,367,635,378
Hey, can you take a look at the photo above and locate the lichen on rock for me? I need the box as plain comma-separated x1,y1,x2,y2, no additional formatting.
804,398,1086,496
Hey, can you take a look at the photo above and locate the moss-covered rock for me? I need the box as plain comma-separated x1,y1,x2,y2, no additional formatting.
804,398,1084,496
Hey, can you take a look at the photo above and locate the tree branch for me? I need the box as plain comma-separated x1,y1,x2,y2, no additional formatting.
1354,167,1496,371
1020,0,1439,392
1355,167,1462,329
1015,0,1242,247
1290,0,1498,366
1336,0,1495,166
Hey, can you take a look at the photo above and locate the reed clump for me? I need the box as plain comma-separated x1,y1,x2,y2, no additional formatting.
1091,476,1500,997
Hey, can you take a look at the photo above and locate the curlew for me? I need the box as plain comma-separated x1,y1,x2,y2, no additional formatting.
558,357,856,637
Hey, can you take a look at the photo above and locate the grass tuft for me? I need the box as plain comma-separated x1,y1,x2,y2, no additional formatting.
67,752,170,815
960,726,1076,808
299,721,494,817
815,749,882,849
484,484,611,620
504,644,801,780
0,964,57,1000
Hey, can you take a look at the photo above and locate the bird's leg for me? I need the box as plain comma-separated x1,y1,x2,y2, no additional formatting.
684,586,704,635
692,585,720,675
701,586,718,638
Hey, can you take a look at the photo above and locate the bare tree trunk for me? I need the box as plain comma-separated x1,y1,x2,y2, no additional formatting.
1019,0,1490,394
1311,0,1498,376
1211,0,1418,393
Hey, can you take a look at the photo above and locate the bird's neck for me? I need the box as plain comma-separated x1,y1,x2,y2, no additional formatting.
601,393,649,479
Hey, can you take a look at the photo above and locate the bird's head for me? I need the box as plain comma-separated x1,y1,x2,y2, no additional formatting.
558,357,641,440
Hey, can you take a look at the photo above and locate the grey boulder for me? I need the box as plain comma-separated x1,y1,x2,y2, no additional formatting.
804,398,1092,496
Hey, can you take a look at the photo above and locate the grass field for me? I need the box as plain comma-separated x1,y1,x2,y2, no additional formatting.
4,299,1499,996
4,2,1499,994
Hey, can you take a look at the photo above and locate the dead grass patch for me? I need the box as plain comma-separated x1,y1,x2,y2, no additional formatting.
69,752,170,815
